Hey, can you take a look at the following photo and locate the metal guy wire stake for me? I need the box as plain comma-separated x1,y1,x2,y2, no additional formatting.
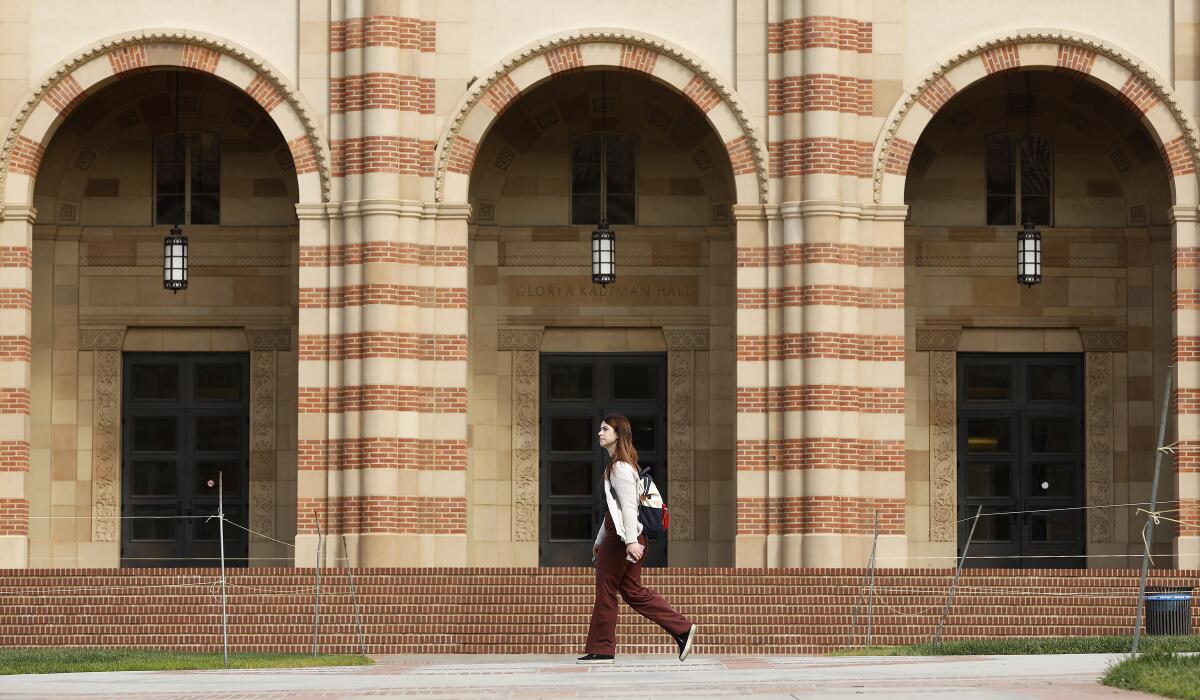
313,512,323,657
934,504,982,647
218,471,229,668
343,534,367,656
866,511,879,647
1132,365,1174,656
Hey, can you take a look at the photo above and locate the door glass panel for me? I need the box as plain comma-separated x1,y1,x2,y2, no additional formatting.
194,514,224,542
549,506,593,541
128,505,177,542
1029,462,1075,498
133,416,177,452
550,461,592,496
964,365,1011,402
194,461,239,497
965,418,1010,453
195,416,242,452
972,507,1013,543
1030,512,1076,543
1029,365,1074,401
548,365,594,400
130,460,176,497
195,363,242,401
1029,416,1074,453
965,462,1011,498
549,417,593,452
613,364,656,400
628,416,656,453
131,364,179,401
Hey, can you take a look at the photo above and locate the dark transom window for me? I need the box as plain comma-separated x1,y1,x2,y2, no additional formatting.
985,133,1052,226
570,132,635,225
154,132,220,225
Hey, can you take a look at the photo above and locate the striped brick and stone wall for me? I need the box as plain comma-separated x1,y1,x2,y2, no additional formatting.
299,5,469,566
740,3,906,567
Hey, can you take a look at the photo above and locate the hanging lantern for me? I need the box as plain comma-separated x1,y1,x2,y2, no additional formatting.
591,220,616,285
163,224,188,292
1017,220,1041,287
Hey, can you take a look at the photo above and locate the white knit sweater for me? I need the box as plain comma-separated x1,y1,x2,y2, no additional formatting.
595,460,642,546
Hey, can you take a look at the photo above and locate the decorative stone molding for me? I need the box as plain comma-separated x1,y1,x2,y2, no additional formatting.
1079,329,1128,353
1086,352,1114,543
435,29,767,205
929,351,957,542
663,328,710,351
91,350,120,542
511,349,539,542
498,327,544,351
874,31,1200,203
249,350,276,543
79,327,126,351
0,30,331,206
916,328,961,352
246,327,291,352
667,346,695,541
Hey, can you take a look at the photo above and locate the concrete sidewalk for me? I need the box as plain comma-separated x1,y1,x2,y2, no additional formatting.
0,653,1154,699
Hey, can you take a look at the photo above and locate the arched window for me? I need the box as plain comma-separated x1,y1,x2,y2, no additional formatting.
154,132,220,225
570,132,635,225
985,133,1052,226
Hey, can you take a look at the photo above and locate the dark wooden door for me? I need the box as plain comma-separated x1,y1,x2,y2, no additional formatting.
539,353,668,567
121,353,249,567
957,354,1085,568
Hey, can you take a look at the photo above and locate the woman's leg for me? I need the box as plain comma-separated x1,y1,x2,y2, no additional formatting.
584,516,628,654
617,537,691,637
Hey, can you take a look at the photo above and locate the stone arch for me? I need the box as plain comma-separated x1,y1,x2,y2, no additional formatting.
873,30,1200,207
434,28,768,206
0,29,332,211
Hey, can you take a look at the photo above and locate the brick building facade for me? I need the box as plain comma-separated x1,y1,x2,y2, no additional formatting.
0,0,1197,571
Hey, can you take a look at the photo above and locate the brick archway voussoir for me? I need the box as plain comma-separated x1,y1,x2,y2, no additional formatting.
436,29,768,206
1,30,331,211
874,31,1200,207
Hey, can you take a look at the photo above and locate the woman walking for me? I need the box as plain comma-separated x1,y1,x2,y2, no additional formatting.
577,413,697,664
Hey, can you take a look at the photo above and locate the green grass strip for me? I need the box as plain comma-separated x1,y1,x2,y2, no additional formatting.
1103,653,1200,700
0,648,371,675
831,635,1200,656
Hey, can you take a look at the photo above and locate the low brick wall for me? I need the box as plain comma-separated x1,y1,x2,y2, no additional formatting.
1,568,1197,654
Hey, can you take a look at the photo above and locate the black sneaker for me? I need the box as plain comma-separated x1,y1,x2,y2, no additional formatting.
675,625,698,661
576,653,615,664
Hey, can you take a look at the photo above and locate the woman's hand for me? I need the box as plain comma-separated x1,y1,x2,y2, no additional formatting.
625,542,644,561
592,542,600,559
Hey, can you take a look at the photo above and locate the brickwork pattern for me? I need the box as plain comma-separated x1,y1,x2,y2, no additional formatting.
1056,45,1097,73
297,496,467,534
1119,74,1160,113
246,74,285,113
1163,135,1197,175
768,75,872,116
297,438,467,471
330,16,435,52
736,333,904,362
107,46,148,74
769,138,872,177
0,498,28,535
736,244,903,268
445,135,478,175
483,75,520,115
43,75,85,115
736,285,903,309
881,137,914,176
735,438,905,471
0,440,29,471
330,137,435,177
544,45,583,74
330,74,435,115
981,46,1020,73
298,284,467,310
769,16,872,53
5,569,1193,654
735,386,904,414
916,77,956,114
298,332,467,361
736,496,906,534
298,386,467,414
181,45,221,73
683,75,721,113
619,44,657,74
299,242,466,268
8,136,44,176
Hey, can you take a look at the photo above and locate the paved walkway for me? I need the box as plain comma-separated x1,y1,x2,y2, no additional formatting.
0,654,1155,699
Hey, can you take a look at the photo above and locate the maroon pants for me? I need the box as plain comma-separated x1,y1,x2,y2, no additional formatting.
584,513,692,655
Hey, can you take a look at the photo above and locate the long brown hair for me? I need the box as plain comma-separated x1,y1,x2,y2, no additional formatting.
602,413,639,480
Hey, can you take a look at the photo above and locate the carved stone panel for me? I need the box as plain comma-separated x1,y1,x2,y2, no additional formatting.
667,348,696,541
246,328,291,352
499,328,544,351
249,350,276,542
511,348,540,542
1079,329,1127,353
929,351,957,542
916,328,960,352
1086,352,1114,543
663,328,710,351
91,350,120,542
79,327,126,351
